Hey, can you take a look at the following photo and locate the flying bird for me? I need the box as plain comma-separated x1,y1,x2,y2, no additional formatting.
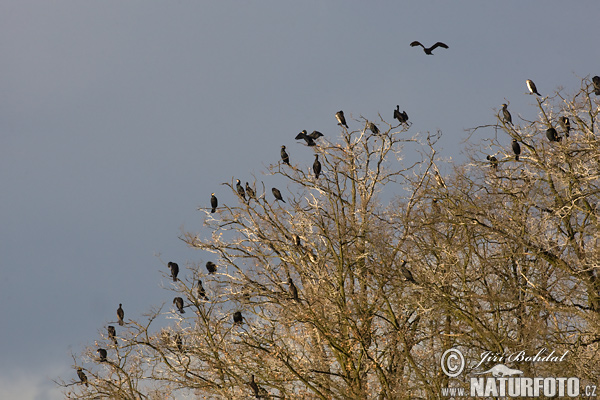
393,106,409,124
592,76,600,95
206,261,217,274
368,121,379,134
236,179,246,200
559,117,570,137
526,79,541,96
308,130,324,140
197,279,208,300
501,104,513,126
107,326,117,345
77,369,88,387
295,130,316,146
288,277,299,302
512,139,521,161
272,187,285,203
281,145,290,166
117,304,124,326
245,182,256,200
97,348,107,362
410,41,449,55
173,297,185,314
335,111,348,128
486,155,498,170
233,311,243,324
210,193,218,213
168,261,179,282
546,127,560,142
313,155,322,179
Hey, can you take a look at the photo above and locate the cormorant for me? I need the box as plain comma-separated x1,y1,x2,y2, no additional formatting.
393,106,409,124
313,155,321,179
486,155,498,170
117,304,124,326
272,187,285,203
512,139,521,161
308,130,324,139
198,279,208,300
546,127,560,142
526,79,541,96
293,234,301,246
173,297,185,314
168,261,179,282
97,348,107,362
559,117,570,137
245,182,256,200
210,193,218,213
410,41,449,55
288,277,299,302
77,368,88,387
295,130,316,146
107,325,117,345
368,121,379,134
399,260,416,283
206,261,217,274
249,375,267,398
501,104,513,126
233,311,243,324
174,333,183,352
281,145,290,166
335,111,348,128
236,179,246,200
592,76,600,95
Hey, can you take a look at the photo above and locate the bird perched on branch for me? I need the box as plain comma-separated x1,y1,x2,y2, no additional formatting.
288,277,299,302
280,145,290,166
236,179,246,200
97,348,107,362
197,279,208,300
168,261,179,282
368,121,379,134
410,41,448,55
272,187,285,203
313,155,321,179
233,311,243,324
210,193,218,213
559,117,570,137
77,369,88,387
526,79,541,96
295,130,316,146
394,106,409,124
501,104,513,126
173,297,185,314
592,76,600,95
245,182,255,200
206,261,217,274
107,325,117,345
117,304,124,326
335,111,348,128
546,127,561,142
512,139,521,161
486,155,498,170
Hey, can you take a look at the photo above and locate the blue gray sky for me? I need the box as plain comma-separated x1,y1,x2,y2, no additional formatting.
1,2,597,398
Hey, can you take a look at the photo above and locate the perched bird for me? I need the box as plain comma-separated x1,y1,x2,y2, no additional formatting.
206,261,217,274
107,326,117,345
117,304,124,326
77,368,88,387
313,155,322,179
368,121,379,134
280,145,290,166
486,155,498,170
97,348,107,362
393,106,409,124
173,297,185,314
174,333,183,352
272,187,285,203
245,182,256,200
526,79,541,96
399,260,416,284
233,311,243,324
236,179,246,200
168,261,179,282
592,76,600,96
501,104,513,126
295,130,316,146
210,193,218,213
249,375,268,398
335,111,348,128
293,234,301,246
197,279,208,300
512,139,521,161
559,117,570,137
288,277,299,302
308,130,324,140
546,127,560,142
410,41,449,55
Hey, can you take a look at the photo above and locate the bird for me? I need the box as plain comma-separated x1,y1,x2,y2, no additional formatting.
173,297,185,313
295,130,316,146
77,368,88,387
512,139,521,161
233,311,243,324
206,261,217,274
393,106,409,124
107,325,117,344
236,179,246,200
210,193,218,213
197,279,208,300
174,333,183,352
249,375,268,398
245,182,256,200
368,121,379,134
117,304,124,326
313,155,322,179
410,41,449,55
546,127,560,142
288,277,299,302
486,155,498,170
335,111,348,128
272,187,285,203
168,262,179,282
559,117,570,137
281,145,290,166
592,76,600,95
501,104,513,126
97,348,107,362
399,260,416,283
526,79,541,96
308,130,324,140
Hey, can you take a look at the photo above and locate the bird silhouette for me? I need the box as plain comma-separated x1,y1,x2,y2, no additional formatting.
117,304,124,326
410,41,448,55
173,297,185,313
236,179,246,200
206,261,217,274
526,79,541,96
486,155,498,170
281,145,290,166
197,279,208,300
512,139,521,161
233,311,243,325
335,111,348,128
592,76,600,95
245,182,256,200
313,155,321,179
77,369,88,387
393,105,409,124
368,121,379,134
501,104,513,126
272,187,285,203
168,261,179,282
97,348,107,362
295,130,316,146
107,325,117,345
559,117,570,137
546,127,561,142
288,277,299,302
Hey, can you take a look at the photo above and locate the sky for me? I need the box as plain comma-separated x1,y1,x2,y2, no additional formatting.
1,1,598,398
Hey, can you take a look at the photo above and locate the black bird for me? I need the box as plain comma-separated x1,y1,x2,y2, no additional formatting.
97,348,107,362
501,104,513,126
174,333,183,352
288,277,299,302
233,311,243,325
197,279,208,300
295,130,316,146
249,375,267,398
399,260,416,283
206,261,217,274
245,182,255,200
559,117,570,137
173,297,185,314
546,127,560,142
526,79,541,96
410,41,449,55
592,76,600,95
168,261,179,282
308,130,324,140
210,193,218,213
272,187,285,203
393,105,409,124
107,326,117,345
281,145,290,166
77,368,88,387
368,121,379,134
512,139,521,161
293,234,301,246
236,179,246,200
486,155,498,170
117,304,124,326
335,111,348,128
312,154,322,180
